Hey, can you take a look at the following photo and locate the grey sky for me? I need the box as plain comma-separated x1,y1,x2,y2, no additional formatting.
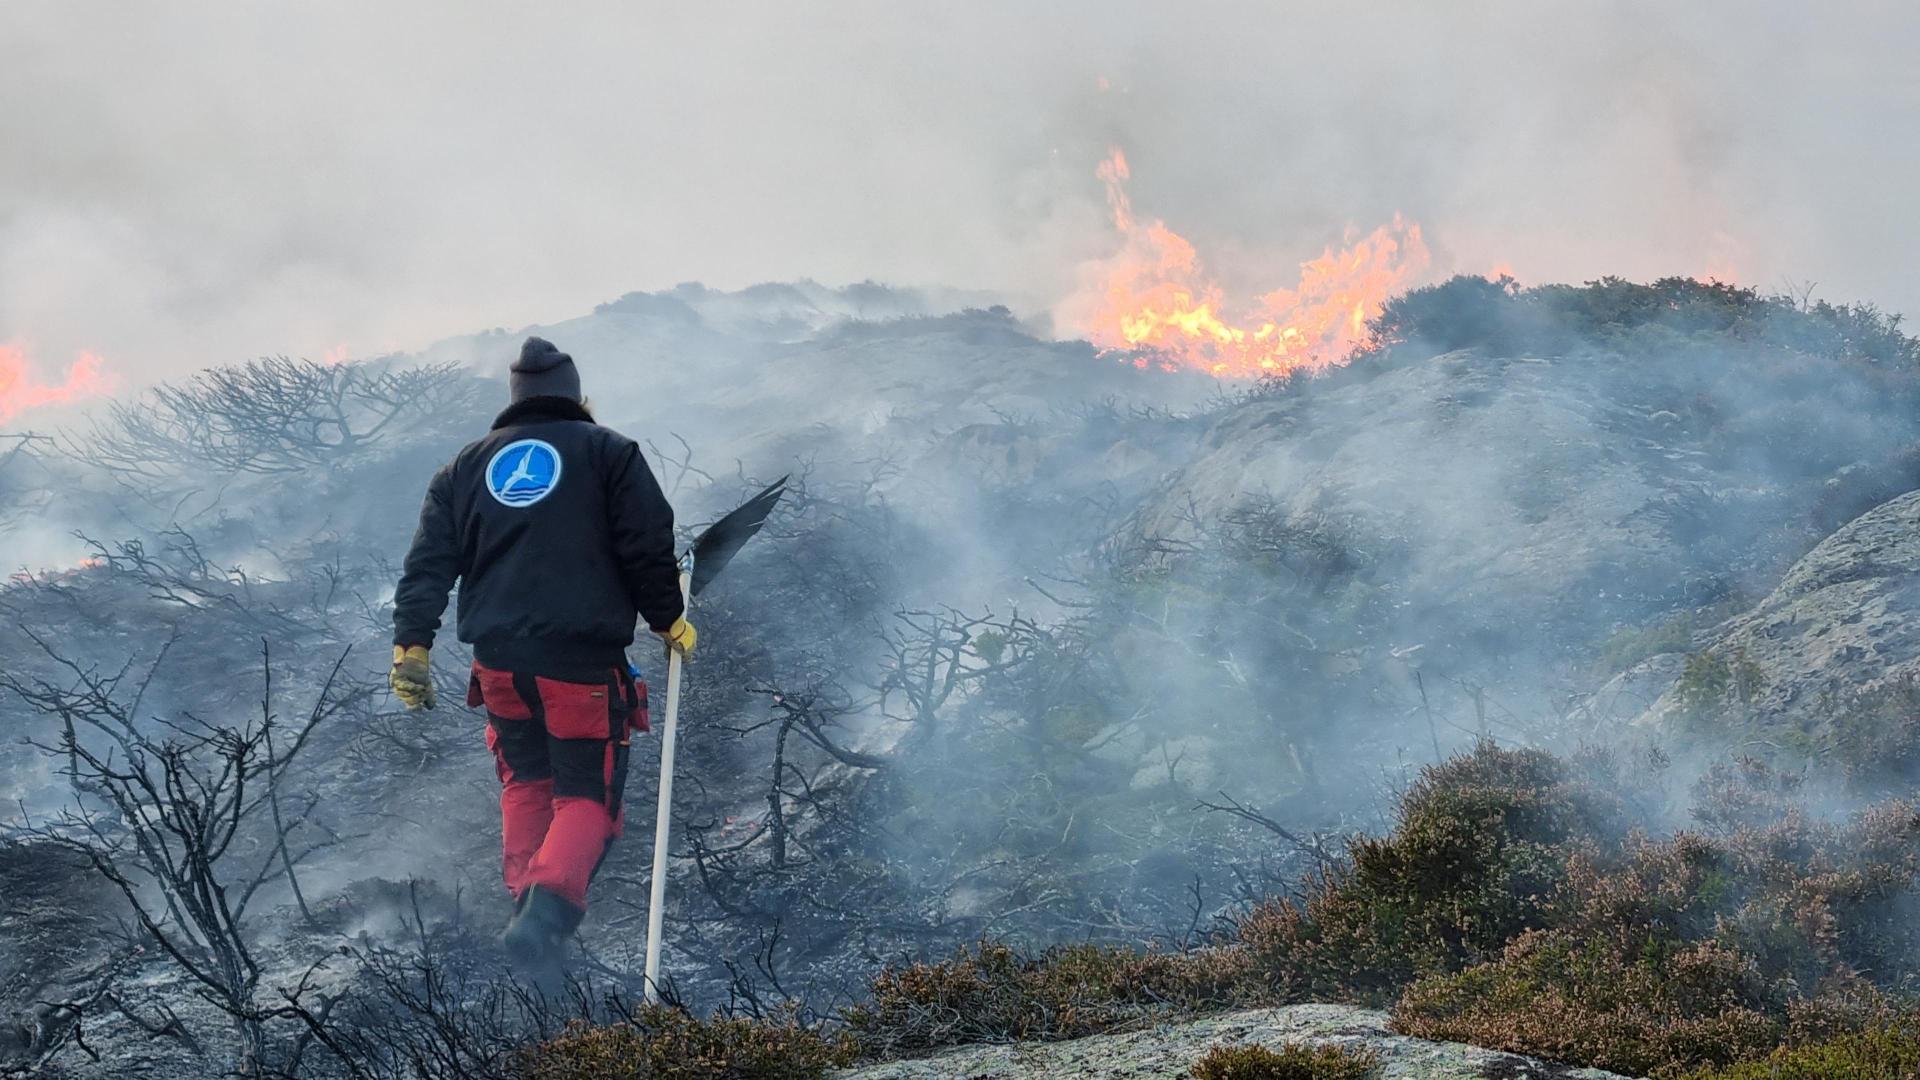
2,1,1916,385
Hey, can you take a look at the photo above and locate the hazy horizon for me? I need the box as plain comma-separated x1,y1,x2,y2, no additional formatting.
4,1,1917,394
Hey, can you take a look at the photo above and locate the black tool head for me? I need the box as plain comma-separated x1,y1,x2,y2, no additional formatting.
688,475,788,597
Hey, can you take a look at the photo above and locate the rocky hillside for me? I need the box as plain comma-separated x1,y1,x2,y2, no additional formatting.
7,276,1920,1078
1144,341,1920,685
1621,489,1920,752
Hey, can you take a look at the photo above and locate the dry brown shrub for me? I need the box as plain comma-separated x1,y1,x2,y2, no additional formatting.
840,746,1920,1077
845,941,1255,1054
1236,742,1624,1003
515,1005,857,1080
1391,929,1782,1078
1680,1018,1920,1080
1393,794,1920,1078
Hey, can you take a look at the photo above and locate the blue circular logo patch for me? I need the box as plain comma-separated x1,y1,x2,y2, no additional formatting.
486,439,563,508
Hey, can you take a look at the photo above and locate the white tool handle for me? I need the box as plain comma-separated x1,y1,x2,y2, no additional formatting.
642,569,691,1003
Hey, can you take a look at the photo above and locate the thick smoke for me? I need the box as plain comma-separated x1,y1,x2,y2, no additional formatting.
3,2,1917,382
4,277,1920,1075
5,6,1920,1073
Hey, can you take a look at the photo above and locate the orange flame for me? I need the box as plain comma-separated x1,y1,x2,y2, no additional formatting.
1075,148,1432,378
7,557,106,587
0,344,115,424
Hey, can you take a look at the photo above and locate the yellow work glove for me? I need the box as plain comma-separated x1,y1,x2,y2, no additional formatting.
390,645,436,710
655,616,697,657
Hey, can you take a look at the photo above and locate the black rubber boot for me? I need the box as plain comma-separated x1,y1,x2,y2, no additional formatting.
502,885,584,986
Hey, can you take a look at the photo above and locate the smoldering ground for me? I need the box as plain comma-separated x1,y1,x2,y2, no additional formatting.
5,274,1920,1077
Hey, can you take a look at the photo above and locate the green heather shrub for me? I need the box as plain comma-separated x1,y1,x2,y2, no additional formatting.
1391,929,1783,1077
1391,790,1920,1077
1681,1020,1920,1080
845,941,1254,1054
1593,600,1749,676
515,1006,857,1080
1235,743,1625,1003
1828,676,1920,797
1368,275,1920,366
1190,1041,1379,1080
529,744,1920,1079
1597,615,1702,675
1673,649,1766,725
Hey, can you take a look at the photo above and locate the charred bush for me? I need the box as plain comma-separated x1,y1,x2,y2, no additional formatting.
1827,677,1920,798
70,357,487,479
1,637,358,1075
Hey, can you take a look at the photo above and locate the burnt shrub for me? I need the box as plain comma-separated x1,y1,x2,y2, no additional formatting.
1810,446,1920,535
1690,757,1806,835
1189,1040,1380,1080
845,941,1255,1054
1235,743,1626,1003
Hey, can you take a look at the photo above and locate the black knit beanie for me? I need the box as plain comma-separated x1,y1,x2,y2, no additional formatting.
509,337,582,403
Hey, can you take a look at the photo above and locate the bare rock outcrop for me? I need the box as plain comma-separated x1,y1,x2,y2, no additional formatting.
834,1004,1635,1080
1632,488,1920,734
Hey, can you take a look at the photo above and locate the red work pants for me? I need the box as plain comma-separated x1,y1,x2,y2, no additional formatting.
468,663,648,913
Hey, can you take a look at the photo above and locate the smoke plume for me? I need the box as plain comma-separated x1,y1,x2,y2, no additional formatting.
2,2,1916,390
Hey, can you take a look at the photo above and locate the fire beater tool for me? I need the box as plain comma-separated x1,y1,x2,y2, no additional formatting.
642,475,787,1002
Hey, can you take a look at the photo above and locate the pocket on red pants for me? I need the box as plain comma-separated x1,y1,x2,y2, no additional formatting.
535,676,617,741
474,665,531,720
626,675,651,735
484,723,510,784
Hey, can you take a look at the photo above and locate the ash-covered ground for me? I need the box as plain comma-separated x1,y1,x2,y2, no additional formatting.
5,276,1920,1077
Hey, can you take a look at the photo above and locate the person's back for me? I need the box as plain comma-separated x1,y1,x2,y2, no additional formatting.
387,337,697,974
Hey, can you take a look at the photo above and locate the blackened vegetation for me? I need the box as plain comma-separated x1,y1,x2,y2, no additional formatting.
0,432,52,532
7,280,1920,1077
70,357,485,479
650,470,1379,1016
0,637,362,1074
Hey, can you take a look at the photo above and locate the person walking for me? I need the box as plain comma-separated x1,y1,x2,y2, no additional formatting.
388,336,696,970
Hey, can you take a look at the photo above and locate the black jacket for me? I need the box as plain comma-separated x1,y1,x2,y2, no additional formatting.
392,397,684,674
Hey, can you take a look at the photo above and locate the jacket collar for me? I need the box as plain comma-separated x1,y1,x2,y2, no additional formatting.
492,396,593,430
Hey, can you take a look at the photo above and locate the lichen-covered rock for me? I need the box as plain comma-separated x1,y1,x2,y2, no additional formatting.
833,1004,1637,1079
1633,489,1920,735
